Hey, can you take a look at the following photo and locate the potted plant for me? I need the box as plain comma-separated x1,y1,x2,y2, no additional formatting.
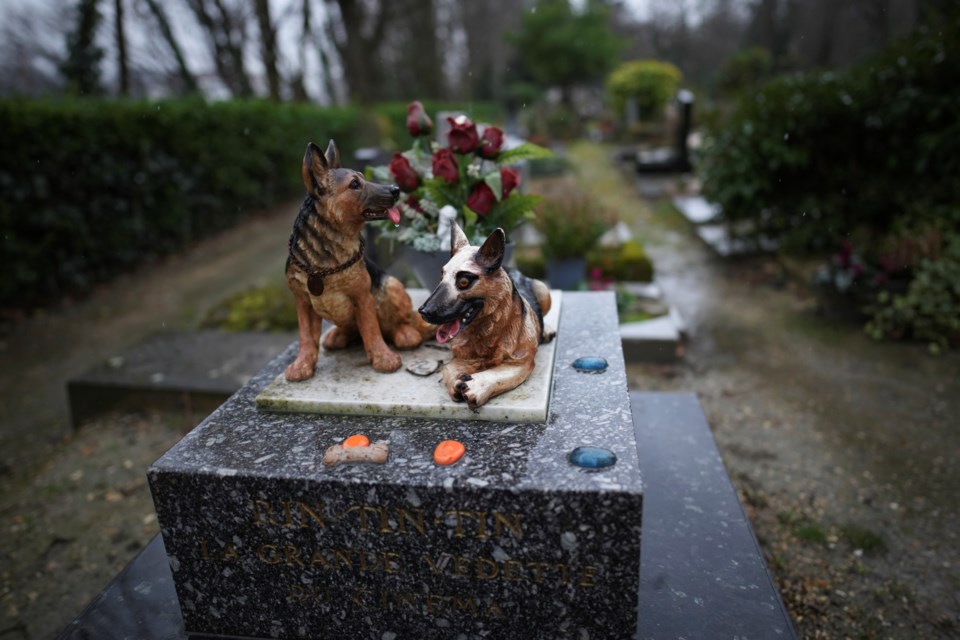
533,190,611,290
367,100,553,289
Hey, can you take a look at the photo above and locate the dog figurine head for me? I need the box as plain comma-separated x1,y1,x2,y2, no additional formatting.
302,140,401,232
418,223,506,344
417,223,553,408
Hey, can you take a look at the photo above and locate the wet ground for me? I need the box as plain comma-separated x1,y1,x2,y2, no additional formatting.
2,146,959,639
569,143,960,637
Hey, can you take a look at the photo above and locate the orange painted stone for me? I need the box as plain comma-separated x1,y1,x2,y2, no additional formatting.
433,440,466,466
342,434,370,448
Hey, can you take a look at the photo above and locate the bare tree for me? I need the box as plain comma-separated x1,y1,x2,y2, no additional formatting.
114,0,129,95
327,0,388,104
0,4,66,96
459,0,523,101
254,0,281,100
186,0,253,97
140,0,199,94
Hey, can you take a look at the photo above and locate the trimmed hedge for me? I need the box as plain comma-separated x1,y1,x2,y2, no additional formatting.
0,98,361,309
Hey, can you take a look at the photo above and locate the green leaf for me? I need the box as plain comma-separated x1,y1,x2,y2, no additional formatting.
463,206,478,237
484,171,503,201
497,143,554,164
423,178,461,208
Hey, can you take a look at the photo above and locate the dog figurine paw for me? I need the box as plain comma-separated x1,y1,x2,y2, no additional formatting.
285,140,433,380
418,223,553,408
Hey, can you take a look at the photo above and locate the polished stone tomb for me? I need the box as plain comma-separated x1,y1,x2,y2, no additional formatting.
148,291,642,640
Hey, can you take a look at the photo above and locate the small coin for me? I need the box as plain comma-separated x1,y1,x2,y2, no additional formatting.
406,359,442,376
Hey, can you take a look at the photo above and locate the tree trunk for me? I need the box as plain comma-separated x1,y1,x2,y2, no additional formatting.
114,0,128,95
186,0,252,97
142,0,198,94
331,0,386,104
254,0,281,100
290,0,311,101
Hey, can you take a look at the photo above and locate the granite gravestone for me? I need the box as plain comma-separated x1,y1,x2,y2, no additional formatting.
148,292,643,639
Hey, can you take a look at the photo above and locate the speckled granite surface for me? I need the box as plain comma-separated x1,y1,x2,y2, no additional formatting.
148,292,642,640
254,291,562,423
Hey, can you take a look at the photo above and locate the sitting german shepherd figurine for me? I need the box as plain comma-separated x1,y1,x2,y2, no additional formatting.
285,140,429,380
419,223,554,408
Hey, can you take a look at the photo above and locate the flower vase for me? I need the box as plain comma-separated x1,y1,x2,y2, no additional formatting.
546,257,587,290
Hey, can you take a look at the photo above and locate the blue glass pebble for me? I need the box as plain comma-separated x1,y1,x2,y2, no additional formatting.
568,446,617,470
572,356,608,373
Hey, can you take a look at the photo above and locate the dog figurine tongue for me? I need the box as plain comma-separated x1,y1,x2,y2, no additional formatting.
436,318,461,344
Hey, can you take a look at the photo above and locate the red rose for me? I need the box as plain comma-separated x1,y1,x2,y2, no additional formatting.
467,182,496,215
478,126,504,159
406,100,433,137
446,115,479,154
389,153,420,193
500,166,520,198
432,148,459,183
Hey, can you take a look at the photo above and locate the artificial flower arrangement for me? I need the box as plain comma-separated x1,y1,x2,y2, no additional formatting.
366,101,553,251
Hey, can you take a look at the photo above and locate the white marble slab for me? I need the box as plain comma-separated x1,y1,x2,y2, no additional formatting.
256,290,561,423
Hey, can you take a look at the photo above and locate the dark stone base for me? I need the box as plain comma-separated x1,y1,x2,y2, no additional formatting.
148,293,644,640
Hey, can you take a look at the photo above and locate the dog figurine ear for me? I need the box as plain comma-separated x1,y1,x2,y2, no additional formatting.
476,228,505,273
325,140,341,169
303,142,329,197
450,222,470,256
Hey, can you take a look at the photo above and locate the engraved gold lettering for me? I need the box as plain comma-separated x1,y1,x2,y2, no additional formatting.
281,500,294,527
397,591,417,610
257,544,280,564
283,545,303,566
452,596,478,615
331,548,353,569
553,562,571,584
309,548,330,568
383,551,402,574
359,550,381,572
422,552,452,575
198,539,211,560
475,511,488,539
493,512,522,539
426,593,444,614
445,510,473,538
453,556,471,577
475,557,499,580
222,542,239,562
397,507,425,535
352,588,370,606
486,602,507,619
297,501,325,528
288,584,306,604
579,565,598,587
344,505,390,532
525,561,549,584
251,499,280,526
503,559,524,581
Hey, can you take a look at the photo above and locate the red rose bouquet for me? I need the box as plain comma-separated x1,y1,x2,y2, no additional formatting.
367,101,553,251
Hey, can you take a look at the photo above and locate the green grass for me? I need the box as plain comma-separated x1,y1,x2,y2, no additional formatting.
793,523,827,545
201,280,297,332
840,523,888,554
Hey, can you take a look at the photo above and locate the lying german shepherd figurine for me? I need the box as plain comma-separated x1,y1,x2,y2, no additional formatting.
419,223,555,408
285,140,429,380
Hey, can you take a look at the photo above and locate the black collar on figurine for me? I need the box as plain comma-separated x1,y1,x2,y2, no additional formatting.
288,238,365,297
